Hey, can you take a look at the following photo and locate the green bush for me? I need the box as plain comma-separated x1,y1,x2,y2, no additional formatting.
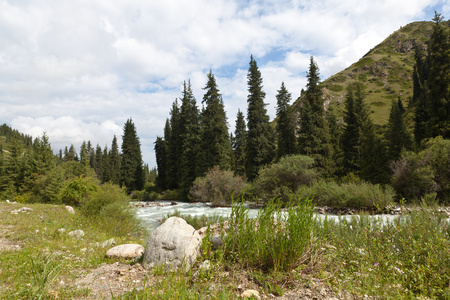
190,166,247,206
224,195,316,273
59,176,99,207
81,183,140,236
251,155,318,204
299,180,395,209
391,136,450,202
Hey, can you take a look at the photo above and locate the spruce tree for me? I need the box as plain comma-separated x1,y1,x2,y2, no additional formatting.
199,71,232,174
154,136,167,190
341,88,361,175
386,98,413,162
166,100,183,190
232,109,247,177
109,136,121,185
179,81,200,197
427,12,450,139
121,119,144,192
298,57,331,174
245,55,275,181
275,82,296,159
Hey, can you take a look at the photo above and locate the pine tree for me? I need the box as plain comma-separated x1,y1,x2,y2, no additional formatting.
94,144,104,181
166,100,183,190
354,86,389,184
232,109,247,177
121,119,144,192
298,57,331,173
109,136,121,185
386,98,413,161
341,88,361,175
199,71,232,174
179,81,200,197
154,136,167,190
275,82,296,159
427,12,450,139
245,56,275,181
80,141,89,167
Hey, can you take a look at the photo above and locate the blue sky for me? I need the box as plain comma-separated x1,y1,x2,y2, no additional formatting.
0,0,448,167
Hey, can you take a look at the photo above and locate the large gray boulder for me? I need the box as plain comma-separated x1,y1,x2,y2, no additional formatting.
142,217,201,272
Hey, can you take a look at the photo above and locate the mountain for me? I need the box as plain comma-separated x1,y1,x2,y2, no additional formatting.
291,20,449,129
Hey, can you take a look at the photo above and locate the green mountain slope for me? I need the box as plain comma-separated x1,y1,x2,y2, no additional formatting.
292,20,449,128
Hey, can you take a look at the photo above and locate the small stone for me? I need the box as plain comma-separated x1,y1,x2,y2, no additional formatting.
241,289,260,299
10,210,19,214
101,238,116,248
68,229,85,239
57,228,66,234
19,207,33,212
65,206,75,214
105,244,145,259
200,260,211,271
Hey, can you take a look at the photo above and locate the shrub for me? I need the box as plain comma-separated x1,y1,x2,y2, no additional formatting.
59,176,99,207
391,136,450,202
299,180,395,209
80,183,140,236
251,155,318,204
190,166,247,206
224,195,316,273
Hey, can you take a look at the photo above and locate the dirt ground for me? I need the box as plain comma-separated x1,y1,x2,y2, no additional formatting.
68,261,361,300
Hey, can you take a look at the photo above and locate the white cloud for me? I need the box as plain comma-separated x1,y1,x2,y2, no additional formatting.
0,0,446,167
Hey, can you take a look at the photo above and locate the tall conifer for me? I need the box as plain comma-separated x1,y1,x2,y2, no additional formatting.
386,98,413,162
232,110,247,177
199,71,232,174
245,56,275,181
275,82,296,159
121,119,144,192
179,81,200,197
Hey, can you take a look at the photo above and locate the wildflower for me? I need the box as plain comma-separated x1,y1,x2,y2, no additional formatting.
374,262,378,267
394,267,404,275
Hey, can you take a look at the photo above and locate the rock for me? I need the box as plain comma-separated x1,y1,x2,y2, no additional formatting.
65,206,75,214
105,244,145,259
199,260,211,271
143,217,201,272
211,236,223,250
101,238,116,248
19,207,33,212
57,228,66,234
10,210,19,215
241,289,260,299
68,229,84,239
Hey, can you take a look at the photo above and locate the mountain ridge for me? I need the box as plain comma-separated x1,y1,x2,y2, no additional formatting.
292,20,450,128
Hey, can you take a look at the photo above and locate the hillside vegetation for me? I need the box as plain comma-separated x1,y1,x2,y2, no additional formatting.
292,21,449,127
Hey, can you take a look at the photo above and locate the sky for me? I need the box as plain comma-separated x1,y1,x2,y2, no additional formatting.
1,0,448,168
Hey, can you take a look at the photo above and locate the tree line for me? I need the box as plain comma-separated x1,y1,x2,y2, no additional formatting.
0,118,151,201
155,14,450,200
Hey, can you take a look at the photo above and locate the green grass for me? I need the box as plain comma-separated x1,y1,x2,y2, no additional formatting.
0,202,146,299
320,203,450,299
1,195,449,299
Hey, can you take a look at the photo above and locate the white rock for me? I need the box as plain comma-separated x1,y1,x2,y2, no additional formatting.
10,210,19,214
19,207,33,212
105,244,145,259
57,228,66,234
241,289,260,299
65,206,75,214
143,217,202,272
101,238,116,248
68,229,84,239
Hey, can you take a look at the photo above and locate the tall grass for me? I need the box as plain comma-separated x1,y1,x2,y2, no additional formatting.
321,203,450,299
224,195,316,273
299,180,395,209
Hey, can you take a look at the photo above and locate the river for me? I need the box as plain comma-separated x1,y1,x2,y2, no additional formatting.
135,201,402,231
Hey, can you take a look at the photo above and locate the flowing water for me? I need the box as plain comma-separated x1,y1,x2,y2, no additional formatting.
135,201,400,232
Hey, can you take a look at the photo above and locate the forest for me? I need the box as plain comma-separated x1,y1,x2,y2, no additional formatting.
0,15,449,208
